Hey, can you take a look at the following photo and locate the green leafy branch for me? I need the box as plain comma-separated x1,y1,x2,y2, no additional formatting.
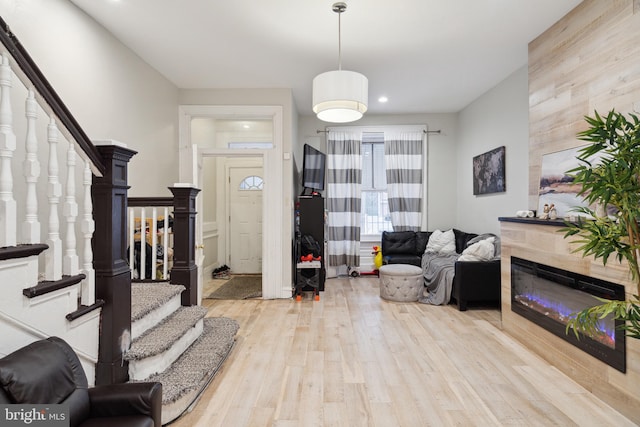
560,110,640,340
561,110,640,293
566,297,640,340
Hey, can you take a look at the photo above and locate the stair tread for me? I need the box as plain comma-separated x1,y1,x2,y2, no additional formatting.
131,282,185,322
125,305,208,360
137,317,239,406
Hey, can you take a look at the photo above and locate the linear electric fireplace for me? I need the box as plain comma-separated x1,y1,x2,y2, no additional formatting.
511,256,626,372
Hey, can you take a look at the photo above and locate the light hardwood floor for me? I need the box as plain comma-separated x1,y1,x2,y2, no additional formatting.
171,276,636,427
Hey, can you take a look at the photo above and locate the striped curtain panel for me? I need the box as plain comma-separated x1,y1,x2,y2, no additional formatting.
384,132,424,231
326,131,362,267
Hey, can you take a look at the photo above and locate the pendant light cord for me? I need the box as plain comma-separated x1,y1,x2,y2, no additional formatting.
333,2,346,71
337,8,342,71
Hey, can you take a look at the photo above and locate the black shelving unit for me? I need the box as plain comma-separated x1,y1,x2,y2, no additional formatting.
295,195,326,298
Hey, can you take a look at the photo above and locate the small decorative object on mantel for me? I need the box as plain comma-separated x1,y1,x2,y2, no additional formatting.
515,210,535,218
539,203,550,219
548,204,557,220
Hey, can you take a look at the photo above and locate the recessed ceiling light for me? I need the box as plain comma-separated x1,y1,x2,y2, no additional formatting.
378,96,388,103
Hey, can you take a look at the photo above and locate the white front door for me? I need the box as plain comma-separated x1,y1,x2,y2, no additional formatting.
228,167,263,274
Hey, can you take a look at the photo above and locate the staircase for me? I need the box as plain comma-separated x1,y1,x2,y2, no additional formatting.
0,17,240,426
0,251,239,425
128,282,239,424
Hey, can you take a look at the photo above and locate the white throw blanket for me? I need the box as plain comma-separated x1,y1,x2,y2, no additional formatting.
419,252,459,305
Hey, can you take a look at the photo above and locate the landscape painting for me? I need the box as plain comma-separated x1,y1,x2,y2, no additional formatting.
537,145,597,218
473,146,506,195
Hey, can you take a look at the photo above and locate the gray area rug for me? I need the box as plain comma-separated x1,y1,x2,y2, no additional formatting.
207,275,262,299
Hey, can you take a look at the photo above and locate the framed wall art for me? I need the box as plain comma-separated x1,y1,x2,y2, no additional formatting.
537,145,605,218
473,146,506,195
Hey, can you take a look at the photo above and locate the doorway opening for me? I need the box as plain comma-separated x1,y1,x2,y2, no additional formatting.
178,105,290,301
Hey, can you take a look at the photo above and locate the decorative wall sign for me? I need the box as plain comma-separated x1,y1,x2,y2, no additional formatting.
473,146,506,195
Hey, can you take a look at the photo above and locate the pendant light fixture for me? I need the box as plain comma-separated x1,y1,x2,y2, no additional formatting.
312,2,368,123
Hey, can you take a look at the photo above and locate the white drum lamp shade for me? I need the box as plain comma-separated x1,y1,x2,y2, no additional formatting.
312,70,368,123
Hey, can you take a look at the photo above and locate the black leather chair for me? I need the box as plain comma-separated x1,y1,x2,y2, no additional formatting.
0,337,162,427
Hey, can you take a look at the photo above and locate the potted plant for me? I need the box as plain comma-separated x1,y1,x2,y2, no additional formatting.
561,109,640,340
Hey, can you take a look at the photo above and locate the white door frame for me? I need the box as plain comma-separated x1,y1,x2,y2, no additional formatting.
178,105,288,301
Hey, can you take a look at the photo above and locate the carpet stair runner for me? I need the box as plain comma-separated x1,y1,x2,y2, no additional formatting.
129,282,239,424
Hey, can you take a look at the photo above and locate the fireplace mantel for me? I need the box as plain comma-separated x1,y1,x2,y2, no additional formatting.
499,219,639,422
498,216,568,227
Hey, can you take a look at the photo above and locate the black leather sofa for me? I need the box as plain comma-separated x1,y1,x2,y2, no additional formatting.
381,229,501,310
0,337,162,427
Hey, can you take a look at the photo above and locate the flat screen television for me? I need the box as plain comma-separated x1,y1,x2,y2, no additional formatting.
302,143,326,194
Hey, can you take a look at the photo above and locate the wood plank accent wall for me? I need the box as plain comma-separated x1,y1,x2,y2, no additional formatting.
500,221,640,422
506,0,640,421
528,0,640,208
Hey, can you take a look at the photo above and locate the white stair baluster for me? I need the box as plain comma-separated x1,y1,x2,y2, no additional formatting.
22,89,41,244
81,160,95,305
151,207,158,280
129,207,135,279
45,117,62,281
0,53,17,247
162,206,169,279
140,207,146,280
63,143,79,275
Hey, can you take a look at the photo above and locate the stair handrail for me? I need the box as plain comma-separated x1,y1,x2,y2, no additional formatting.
0,17,105,177
128,197,174,207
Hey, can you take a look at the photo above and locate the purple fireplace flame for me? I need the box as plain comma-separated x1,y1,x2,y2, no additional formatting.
514,291,616,348
511,257,626,372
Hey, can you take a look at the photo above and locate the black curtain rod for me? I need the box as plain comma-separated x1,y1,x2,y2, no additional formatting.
316,129,441,134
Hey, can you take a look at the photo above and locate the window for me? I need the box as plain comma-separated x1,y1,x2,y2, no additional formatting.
361,133,392,235
239,175,263,190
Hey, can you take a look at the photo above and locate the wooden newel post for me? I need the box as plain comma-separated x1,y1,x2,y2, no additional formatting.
169,185,200,306
92,144,136,385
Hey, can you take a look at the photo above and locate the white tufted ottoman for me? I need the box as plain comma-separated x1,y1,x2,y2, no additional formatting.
378,264,423,302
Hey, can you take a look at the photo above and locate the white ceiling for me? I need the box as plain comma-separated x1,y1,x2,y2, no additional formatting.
69,0,582,117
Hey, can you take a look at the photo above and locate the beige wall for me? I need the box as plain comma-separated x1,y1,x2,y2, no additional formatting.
457,66,530,235
0,0,180,197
